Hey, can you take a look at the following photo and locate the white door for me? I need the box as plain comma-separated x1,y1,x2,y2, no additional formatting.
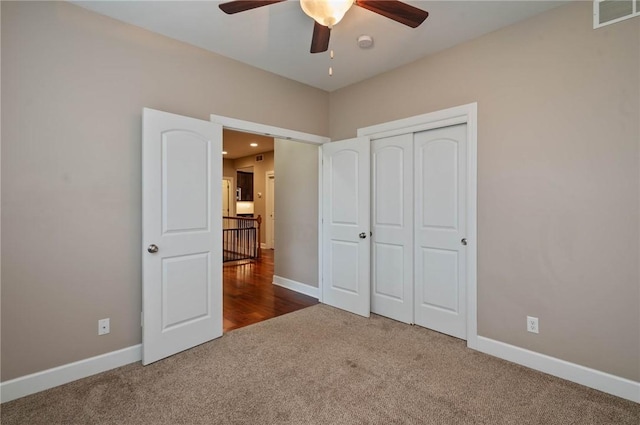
414,124,467,339
142,108,223,365
322,137,370,317
371,134,414,324
266,171,275,249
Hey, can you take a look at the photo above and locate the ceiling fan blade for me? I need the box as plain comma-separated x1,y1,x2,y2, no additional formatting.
219,0,285,15
355,0,428,28
310,22,331,54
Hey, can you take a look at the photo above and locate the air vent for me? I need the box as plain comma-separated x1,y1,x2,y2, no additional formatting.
255,154,264,162
594,0,639,28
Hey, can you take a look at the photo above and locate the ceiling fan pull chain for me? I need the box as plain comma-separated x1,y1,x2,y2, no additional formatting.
329,49,334,76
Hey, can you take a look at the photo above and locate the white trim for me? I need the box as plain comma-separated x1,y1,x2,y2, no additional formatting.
356,102,478,350
0,345,141,403
273,275,319,299
465,103,478,350
211,114,327,304
260,242,267,249
358,103,475,139
210,114,330,145
3,330,635,406
317,145,323,303
476,336,640,403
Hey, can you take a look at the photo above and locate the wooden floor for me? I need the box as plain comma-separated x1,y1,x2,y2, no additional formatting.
223,249,318,332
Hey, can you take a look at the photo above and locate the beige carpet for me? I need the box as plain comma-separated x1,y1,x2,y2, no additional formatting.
2,304,639,424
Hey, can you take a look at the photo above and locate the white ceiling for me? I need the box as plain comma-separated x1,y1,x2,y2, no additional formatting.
74,1,567,92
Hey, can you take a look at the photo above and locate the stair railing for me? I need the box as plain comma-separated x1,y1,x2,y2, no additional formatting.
222,215,261,262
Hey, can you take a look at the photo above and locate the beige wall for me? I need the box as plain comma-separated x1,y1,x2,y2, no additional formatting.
274,139,319,287
232,151,275,244
330,2,640,381
222,159,236,181
3,0,639,387
1,1,328,381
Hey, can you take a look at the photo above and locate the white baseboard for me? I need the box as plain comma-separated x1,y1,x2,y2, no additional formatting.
0,344,141,403
475,336,640,403
260,243,267,249
273,275,319,299
3,334,636,405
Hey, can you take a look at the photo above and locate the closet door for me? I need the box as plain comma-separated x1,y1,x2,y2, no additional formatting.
371,134,414,324
414,124,467,339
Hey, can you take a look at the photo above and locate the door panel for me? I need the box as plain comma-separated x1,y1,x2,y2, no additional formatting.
419,248,458,312
142,108,223,365
373,243,405,300
371,134,413,324
162,253,210,329
163,132,210,233
330,150,360,224
414,124,467,339
420,140,459,229
330,241,359,293
322,137,370,317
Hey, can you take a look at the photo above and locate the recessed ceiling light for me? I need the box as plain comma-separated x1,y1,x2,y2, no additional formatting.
250,143,258,147
222,151,228,155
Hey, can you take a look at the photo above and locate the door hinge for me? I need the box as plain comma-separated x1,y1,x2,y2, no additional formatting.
141,312,144,328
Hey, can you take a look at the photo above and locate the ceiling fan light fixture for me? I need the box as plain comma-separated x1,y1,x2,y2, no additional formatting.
300,0,354,28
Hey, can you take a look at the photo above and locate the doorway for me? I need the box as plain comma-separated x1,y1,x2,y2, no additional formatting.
142,109,325,365
265,171,275,250
221,177,234,217
220,128,320,332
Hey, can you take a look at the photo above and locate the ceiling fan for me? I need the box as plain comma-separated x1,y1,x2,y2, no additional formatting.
219,0,429,53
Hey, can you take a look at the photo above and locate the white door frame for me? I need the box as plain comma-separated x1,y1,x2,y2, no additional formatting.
210,114,330,300
357,102,478,350
265,170,275,250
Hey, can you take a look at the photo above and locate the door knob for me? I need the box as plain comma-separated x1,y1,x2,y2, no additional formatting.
147,244,159,253
461,238,467,246
359,232,367,239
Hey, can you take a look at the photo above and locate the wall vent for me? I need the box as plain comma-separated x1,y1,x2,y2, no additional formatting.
594,0,639,28
256,154,264,162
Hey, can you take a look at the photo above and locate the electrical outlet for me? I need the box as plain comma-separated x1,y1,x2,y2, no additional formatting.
527,316,539,334
98,318,110,336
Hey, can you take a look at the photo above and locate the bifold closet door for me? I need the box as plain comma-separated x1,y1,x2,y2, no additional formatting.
371,134,414,324
414,124,467,339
